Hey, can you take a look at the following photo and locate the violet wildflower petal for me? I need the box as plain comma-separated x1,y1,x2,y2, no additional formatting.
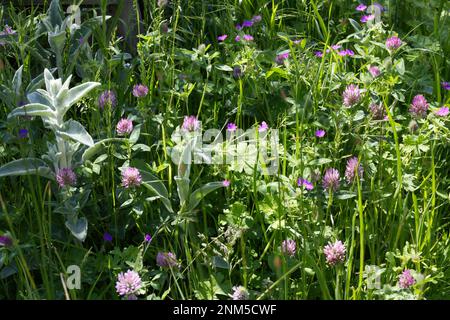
360,14,375,23
275,52,289,64
356,4,367,11
297,178,314,190
18,128,28,139
217,34,228,42
242,20,253,28
227,122,237,132
0,235,13,247
315,129,326,137
233,66,243,79
258,121,269,132
103,232,113,242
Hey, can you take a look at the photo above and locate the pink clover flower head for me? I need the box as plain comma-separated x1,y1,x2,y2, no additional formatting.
116,118,133,136
343,84,361,107
323,240,346,266
322,168,340,192
115,270,142,297
121,167,142,188
56,168,77,188
398,269,416,289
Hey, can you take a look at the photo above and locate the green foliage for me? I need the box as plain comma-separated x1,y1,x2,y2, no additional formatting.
0,0,449,300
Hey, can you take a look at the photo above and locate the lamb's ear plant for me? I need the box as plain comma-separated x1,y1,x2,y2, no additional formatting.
37,0,111,79
0,65,51,112
0,68,100,241
170,124,228,223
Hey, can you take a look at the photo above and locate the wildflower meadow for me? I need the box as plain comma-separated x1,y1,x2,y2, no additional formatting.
0,0,449,301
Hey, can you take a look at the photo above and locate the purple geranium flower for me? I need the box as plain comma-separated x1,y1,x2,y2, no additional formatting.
0,235,12,247
18,128,28,139
258,121,269,132
314,51,324,58
227,122,237,132
360,14,375,23
441,82,450,91
315,129,326,138
275,52,289,64
103,232,113,242
338,49,355,57
243,34,254,41
222,179,231,187
297,178,314,190
356,4,367,11
242,20,253,28
217,34,227,42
